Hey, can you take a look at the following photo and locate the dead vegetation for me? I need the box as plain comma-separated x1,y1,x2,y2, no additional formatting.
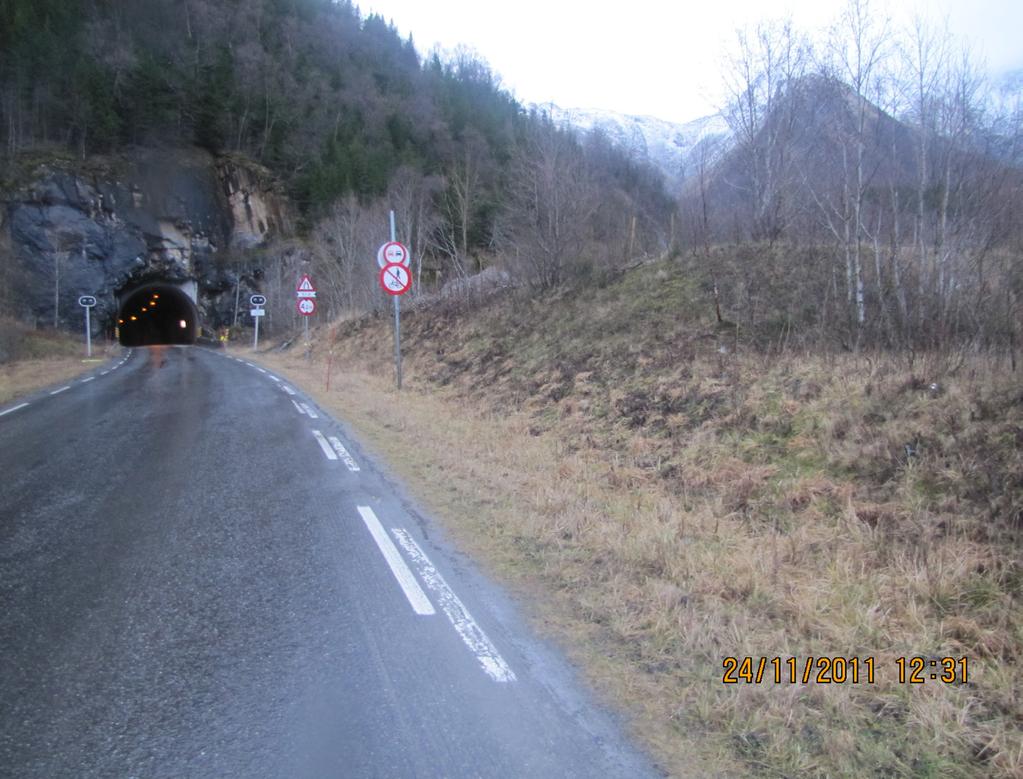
253,257,1022,778
0,319,103,404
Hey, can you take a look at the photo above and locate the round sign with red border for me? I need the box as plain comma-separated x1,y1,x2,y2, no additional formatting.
297,298,316,316
379,262,411,296
377,241,410,268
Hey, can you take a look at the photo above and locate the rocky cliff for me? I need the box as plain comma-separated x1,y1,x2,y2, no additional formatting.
2,147,292,333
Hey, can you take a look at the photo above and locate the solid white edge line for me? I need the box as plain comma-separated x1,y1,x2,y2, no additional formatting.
300,403,319,419
356,507,435,616
311,430,338,460
292,399,307,415
328,437,360,472
81,377,95,383
0,402,29,417
49,386,71,395
391,528,516,682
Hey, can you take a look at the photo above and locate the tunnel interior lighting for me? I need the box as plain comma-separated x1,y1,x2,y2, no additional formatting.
117,284,198,347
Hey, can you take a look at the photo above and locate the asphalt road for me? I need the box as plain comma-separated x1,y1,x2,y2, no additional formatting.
0,345,659,779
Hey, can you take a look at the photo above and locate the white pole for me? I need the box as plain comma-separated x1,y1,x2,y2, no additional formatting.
253,311,260,351
85,305,92,358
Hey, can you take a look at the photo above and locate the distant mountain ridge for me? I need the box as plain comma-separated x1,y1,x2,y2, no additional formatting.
537,104,732,192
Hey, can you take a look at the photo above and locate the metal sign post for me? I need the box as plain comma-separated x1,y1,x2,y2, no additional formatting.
296,275,317,361
78,296,97,357
391,211,401,390
378,212,411,390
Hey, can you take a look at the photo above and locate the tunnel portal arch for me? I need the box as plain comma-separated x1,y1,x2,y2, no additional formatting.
117,283,199,346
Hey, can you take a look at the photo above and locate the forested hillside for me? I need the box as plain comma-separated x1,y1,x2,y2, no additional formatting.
1,0,1020,357
0,0,672,296
0,0,521,207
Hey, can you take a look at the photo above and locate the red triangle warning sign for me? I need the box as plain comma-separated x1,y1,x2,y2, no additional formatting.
296,275,316,292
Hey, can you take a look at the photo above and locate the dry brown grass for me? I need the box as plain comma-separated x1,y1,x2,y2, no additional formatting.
0,358,108,405
0,322,112,405
246,263,1022,778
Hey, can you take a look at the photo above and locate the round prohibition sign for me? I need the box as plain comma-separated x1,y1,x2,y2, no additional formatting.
297,298,316,316
377,241,410,268
379,261,411,296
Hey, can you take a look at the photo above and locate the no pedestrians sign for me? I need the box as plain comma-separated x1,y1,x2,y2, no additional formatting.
379,262,411,296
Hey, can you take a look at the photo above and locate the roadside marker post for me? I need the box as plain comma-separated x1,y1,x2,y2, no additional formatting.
78,296,97,358
250,294,267,351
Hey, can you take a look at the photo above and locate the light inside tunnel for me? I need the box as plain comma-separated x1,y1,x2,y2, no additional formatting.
118,284,198,346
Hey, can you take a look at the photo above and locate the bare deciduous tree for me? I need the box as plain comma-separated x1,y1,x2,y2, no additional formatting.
310,197,388,318
814,0,892,333
498,121,599,290
387,167,443,295
722,19,809,243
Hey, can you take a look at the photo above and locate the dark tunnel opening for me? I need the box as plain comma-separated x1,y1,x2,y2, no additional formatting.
117,284,199,346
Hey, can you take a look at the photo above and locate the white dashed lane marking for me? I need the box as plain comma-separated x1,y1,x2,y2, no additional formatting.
328,437,360,471
391,528,516,683
292,400,307,416
49,386,71,395
300,403,319,419
311,430,338,460
0,403,29,417
81,377,95,383
356,507,435,616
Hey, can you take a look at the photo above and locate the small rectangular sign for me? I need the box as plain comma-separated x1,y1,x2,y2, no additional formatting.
250,308,265,317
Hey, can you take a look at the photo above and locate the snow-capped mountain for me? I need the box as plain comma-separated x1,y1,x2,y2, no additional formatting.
537,104,733,191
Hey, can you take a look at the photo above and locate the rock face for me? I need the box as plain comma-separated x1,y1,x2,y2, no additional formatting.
3,148,292,333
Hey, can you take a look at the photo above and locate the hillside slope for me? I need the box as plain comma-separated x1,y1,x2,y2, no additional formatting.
542,104,732,190
264,256,1022,777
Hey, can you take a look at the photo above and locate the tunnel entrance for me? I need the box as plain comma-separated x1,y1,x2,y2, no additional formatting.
117,284,199,346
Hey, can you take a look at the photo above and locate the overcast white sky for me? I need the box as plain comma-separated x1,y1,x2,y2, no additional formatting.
359,0,1023,123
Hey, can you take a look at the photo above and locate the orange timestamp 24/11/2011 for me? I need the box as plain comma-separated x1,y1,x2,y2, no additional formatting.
722,656,969,685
